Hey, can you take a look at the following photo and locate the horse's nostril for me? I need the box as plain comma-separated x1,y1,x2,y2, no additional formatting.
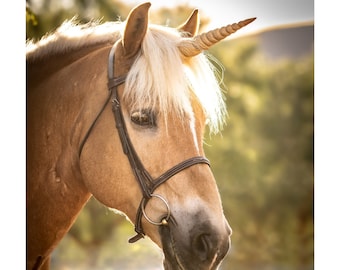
190,227,231,263
192,233,212,261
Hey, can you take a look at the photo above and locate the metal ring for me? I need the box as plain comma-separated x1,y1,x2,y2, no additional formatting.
141,194,171,226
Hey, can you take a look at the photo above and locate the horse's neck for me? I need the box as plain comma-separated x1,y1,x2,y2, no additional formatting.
27,43,112,267
27,43,112,150
27,43,112,194
27,43,109,88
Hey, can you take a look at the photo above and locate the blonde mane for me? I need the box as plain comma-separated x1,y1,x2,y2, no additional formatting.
26,20,227,133
125,24,226,133
26,19,122,61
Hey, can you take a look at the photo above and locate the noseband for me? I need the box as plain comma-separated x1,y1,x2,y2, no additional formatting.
80,41,210,243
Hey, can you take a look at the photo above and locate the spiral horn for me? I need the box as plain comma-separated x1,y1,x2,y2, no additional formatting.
178,17,256,57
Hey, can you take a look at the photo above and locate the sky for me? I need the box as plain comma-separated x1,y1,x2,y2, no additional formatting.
124,0,314,37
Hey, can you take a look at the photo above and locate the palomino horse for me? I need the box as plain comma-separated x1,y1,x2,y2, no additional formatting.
27,2,255,269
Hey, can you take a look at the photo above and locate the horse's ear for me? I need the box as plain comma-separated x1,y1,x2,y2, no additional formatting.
122,2,151,58
178,9,199,37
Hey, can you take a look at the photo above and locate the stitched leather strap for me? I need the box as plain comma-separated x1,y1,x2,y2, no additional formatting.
128,156,210,243
105,41,211,243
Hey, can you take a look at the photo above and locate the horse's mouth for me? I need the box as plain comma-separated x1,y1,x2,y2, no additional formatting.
159,224,187,270
158,218,229,270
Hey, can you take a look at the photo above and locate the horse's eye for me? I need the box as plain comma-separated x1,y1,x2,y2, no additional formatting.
131,110,156,127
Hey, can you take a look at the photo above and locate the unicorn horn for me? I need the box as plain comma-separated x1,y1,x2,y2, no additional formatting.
178,17,256,57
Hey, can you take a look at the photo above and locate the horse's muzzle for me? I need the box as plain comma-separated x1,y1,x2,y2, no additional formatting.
159,211,231,270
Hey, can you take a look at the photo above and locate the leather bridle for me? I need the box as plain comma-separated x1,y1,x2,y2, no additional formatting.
79,41,210,243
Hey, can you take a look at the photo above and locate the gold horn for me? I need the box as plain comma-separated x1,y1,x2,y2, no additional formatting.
178,17,256,57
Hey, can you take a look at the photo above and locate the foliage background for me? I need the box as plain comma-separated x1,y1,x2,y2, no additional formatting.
26,0,314,269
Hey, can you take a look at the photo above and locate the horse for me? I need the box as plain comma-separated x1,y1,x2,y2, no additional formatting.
26,2,255,269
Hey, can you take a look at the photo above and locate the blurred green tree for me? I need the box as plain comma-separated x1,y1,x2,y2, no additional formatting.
26,0,208,40
206,37,313,270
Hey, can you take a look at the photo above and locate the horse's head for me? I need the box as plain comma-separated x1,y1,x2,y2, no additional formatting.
80,3,255,269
